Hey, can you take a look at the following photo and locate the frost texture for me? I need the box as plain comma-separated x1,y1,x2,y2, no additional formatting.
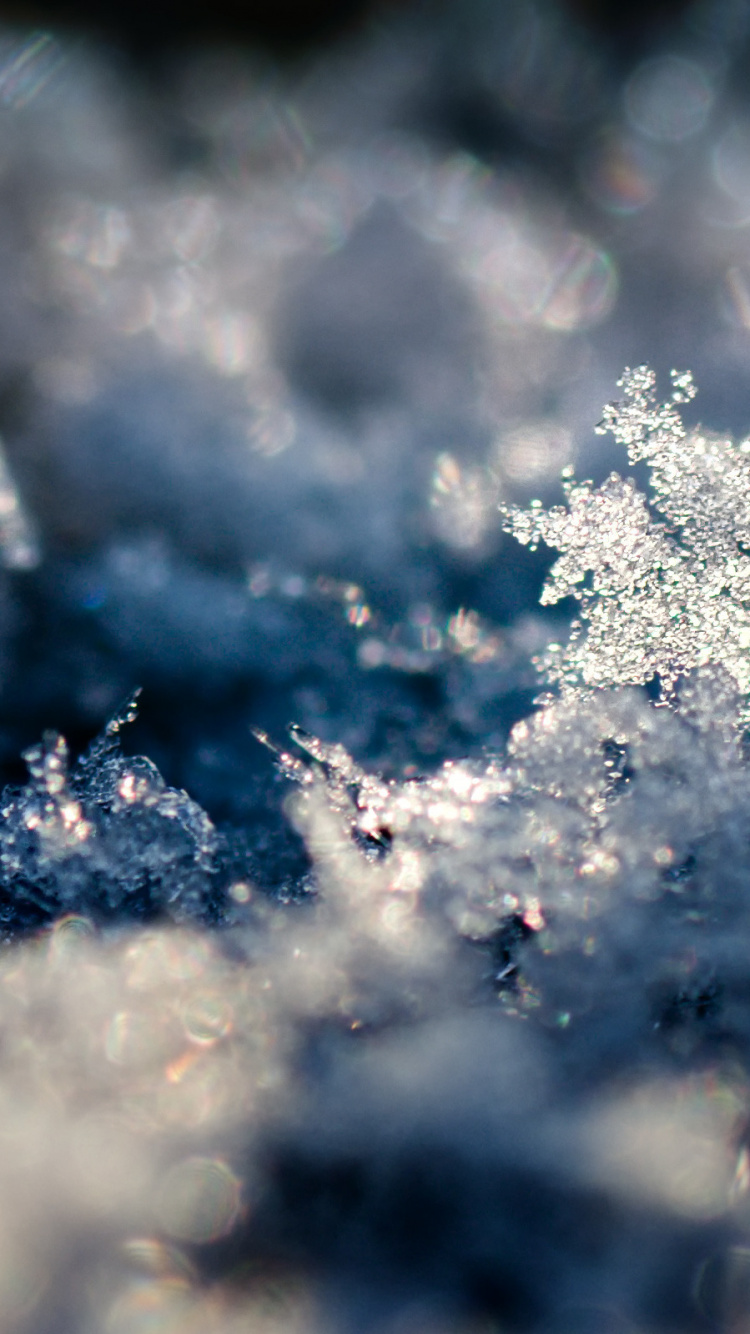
0,692,218,935
8,371,750,1332
502,366,750,711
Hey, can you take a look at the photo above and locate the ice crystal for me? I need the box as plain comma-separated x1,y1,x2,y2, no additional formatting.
501,366,750,713
0,692,218,934
270,665,746,956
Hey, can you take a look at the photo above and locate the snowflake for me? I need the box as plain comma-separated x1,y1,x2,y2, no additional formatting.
500,366,750,713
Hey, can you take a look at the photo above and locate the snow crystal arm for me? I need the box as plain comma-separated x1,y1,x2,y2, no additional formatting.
595,366,696,463
500,367,750,712
73,687,142,793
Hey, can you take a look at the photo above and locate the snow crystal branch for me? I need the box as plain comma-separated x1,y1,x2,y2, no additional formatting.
501,367,750,713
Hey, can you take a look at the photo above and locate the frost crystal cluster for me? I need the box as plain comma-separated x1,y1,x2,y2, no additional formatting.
7,367,750,1334
0,692,218,935
502,366,750,710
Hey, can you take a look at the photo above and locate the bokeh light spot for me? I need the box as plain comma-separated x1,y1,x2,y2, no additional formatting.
625,54,714,142
156,1157,242,1243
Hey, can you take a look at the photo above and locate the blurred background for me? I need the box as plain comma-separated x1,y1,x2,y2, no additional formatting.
0,0,743,818
0,7,747,1334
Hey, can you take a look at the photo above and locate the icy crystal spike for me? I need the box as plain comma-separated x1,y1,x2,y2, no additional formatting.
0,692,218,933
501,366,750,714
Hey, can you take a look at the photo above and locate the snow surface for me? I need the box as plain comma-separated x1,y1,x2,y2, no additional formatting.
1,3,750,1332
